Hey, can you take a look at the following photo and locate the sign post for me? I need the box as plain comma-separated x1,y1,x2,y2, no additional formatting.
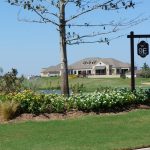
127,31,150,92
137,41,149,58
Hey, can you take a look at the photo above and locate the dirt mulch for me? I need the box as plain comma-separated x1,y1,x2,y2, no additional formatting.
15,110,90,121
0,110,94,124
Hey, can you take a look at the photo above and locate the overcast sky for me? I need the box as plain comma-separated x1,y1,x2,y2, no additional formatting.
0,0,150,76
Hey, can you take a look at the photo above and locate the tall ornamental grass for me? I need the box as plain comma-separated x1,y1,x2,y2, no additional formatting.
0,100,19,121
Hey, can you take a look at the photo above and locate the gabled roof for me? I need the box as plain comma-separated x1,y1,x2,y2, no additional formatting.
41,57,130,73
101,58,130,68
41,64,61,73
70,57,130,69
69,57,100,70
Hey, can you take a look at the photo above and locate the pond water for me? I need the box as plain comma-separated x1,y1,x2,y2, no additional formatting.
39,89,61,94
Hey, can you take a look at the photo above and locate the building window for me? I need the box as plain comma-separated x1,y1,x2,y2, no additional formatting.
117,69,120,74
95,69,106,75
78,71,81,75
87,70,91,75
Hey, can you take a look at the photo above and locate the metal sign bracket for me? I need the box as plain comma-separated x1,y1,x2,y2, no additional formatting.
127,31,150,91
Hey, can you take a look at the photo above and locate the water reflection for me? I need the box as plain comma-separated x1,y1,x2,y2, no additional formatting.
39,89,62,94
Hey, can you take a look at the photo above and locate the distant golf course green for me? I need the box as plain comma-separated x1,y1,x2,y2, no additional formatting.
24,77,150,92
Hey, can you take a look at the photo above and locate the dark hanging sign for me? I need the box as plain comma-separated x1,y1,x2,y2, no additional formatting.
137,40,149,58
127,32,150,92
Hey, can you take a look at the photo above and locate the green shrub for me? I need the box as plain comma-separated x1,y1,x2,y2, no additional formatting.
71,83,86,93
96,86,113,92
6,90,67,114
2,88,150,115
134,88,150,104
0,68,24,94
68,75,78,79
69,89,136,112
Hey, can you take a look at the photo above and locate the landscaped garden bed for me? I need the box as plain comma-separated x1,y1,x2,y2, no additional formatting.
0,88,150,122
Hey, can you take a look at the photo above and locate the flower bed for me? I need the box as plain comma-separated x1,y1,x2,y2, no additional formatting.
0,88,150,120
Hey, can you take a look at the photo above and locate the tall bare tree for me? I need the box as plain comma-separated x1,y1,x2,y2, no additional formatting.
7,0,141,96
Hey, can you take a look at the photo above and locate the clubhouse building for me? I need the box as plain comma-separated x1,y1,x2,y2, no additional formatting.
41,57,131,77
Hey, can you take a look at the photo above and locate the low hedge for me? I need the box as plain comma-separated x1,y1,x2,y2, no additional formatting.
0,88,150,115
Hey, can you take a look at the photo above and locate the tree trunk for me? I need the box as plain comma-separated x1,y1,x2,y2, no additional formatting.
59,0,69,96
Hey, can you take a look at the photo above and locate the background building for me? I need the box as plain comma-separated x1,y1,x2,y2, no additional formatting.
41,57,131,77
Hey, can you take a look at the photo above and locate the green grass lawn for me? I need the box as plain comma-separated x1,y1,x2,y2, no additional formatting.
24,77,150,92
0,109,150,150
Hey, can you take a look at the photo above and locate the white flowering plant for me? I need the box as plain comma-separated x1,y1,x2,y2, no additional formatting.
0,88,150,115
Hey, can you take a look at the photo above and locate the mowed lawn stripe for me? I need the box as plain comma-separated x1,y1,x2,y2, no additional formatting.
0,109,150,150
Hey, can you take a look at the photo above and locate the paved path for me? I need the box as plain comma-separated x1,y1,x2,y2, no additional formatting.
135,148,150,150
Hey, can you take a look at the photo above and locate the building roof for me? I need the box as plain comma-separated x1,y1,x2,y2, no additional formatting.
69,57,100,70
41,64,61,73
101,58,130,68
41,57,130,73
70,57,130,69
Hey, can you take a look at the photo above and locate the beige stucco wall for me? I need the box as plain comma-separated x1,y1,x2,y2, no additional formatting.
92,61,110,75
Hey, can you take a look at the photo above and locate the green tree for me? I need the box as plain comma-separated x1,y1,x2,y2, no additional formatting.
140,63,150,78
0,68,24,93
142,62,149,70
7,0,140,96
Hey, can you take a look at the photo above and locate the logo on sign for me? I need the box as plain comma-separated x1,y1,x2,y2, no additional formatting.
137,41,149,58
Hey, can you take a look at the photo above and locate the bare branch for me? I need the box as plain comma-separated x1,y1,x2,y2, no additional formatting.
45,12,59,18
17,14,46,24
66,0,135,22
67,34,125,45
66,15,147,28
30,6,59,26
66,0,111,22
66,13,149,45
8,0,59,26
66,26,118,42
